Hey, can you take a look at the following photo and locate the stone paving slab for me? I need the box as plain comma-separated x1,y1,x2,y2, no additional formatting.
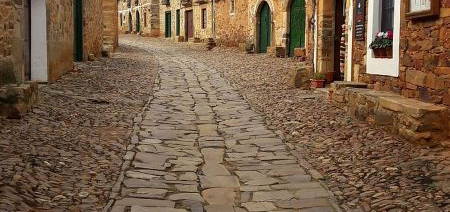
105,38,339,212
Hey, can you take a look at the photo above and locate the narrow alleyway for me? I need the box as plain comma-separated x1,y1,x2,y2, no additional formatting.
107,36,339,212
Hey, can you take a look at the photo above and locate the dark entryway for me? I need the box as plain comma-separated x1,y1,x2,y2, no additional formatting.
333,0,345,81
258,2,271,53
165,11,172,38
288,0,305,57
185,10,194,40
24,0,31,80
136,11,141,33
128,12,133,32
74,0,83,61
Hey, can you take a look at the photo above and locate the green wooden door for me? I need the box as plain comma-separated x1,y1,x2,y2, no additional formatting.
258,2,270,53
165,12,172,38
136,11,141,33
289,0,306,57
74,0,83,61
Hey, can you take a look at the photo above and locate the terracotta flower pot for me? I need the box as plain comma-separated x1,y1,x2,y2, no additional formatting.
373,47,393,58
310,79,325,88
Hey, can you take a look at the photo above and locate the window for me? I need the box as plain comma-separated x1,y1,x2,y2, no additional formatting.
201,9,207,29
381,0,394,32
230,0,235,14
176,10,180,36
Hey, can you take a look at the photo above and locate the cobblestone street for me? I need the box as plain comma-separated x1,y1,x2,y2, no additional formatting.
1,35,449,212
107,36,339,212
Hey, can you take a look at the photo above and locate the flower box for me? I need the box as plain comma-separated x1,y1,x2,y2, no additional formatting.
373,47,392,59
310,79,325,88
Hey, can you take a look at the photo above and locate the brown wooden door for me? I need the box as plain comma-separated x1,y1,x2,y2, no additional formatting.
185,10,194,39
24,0,31,80
333,0,345,81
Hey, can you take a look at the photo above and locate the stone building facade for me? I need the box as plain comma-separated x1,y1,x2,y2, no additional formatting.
80,0,104,60
160,0,213,42
215,0,250,46
118,0,160,37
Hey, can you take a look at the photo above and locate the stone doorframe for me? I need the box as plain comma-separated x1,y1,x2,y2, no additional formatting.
314,0,336,75
252,0,275,53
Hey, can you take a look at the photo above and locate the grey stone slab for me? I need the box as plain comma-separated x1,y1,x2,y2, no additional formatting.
202,163,231,176
201,148,224,163
115,198,175,207
168,193,204,202
123,179,169,189
204,205,235,212
175,184,199,192
242,202,277,212
252,190,295,201
200,176,240,189
128,188,168,199
294,188,331,199
202,188,236,205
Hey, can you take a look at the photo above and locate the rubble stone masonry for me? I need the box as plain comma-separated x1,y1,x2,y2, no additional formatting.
83,0,104,60
215,0,250,46
103,0,119,51
46,0,74,82
118,0,160,37
0,0,24,85
354,0,450,106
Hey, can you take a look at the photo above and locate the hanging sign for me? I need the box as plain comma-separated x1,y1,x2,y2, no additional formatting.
354,0,366,41
406,0,440,19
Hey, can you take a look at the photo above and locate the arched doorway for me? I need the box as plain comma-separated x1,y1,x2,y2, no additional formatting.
128,12,133,32
258,2,271,53
288,0,305,57
136,10,141,33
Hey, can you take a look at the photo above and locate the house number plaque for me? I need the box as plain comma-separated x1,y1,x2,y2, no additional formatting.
354,0,366,41
406,0,440,19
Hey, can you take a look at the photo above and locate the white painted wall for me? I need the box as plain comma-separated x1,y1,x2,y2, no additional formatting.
31,0,48,82
366,0,400,77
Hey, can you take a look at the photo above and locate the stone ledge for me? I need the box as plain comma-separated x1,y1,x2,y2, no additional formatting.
0,82,39,119
329,82,448,145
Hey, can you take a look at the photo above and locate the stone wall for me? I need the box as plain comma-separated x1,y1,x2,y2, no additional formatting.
159,0,213,41
118,0,160,37
0,0,24,85
215,0,250,47
46,0,74,82
353,0,450,106
103,0,119,51
83,0,104,60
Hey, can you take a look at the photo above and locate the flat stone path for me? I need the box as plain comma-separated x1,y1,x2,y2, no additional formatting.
107,37,339,212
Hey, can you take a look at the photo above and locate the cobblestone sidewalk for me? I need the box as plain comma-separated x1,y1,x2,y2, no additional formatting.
106,38,340,212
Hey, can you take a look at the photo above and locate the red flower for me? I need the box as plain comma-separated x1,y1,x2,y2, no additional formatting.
386,30,393,39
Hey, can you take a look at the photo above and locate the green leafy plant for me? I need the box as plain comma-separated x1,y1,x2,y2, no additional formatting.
311,73,325,80
369,31,393,49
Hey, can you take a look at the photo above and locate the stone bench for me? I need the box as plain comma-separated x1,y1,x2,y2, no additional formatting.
329,81,448,145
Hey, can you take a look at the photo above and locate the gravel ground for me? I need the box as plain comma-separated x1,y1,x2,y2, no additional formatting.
0,44,158,211
132,35,450,211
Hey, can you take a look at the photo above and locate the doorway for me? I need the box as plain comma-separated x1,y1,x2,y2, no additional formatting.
333,0,345,81
24,0,31,80
258,2,271,53
128,12,133,32
30,0,48,81
136,11,141,33
288,0,305,57
185,10,194,40
74,0,83,61
165,11,172,38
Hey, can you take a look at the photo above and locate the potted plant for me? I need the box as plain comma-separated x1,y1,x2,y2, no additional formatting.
310,73,326,88
369,31,393,58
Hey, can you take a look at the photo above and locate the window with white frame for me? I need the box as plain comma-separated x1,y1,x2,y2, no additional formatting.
366,0,400,77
